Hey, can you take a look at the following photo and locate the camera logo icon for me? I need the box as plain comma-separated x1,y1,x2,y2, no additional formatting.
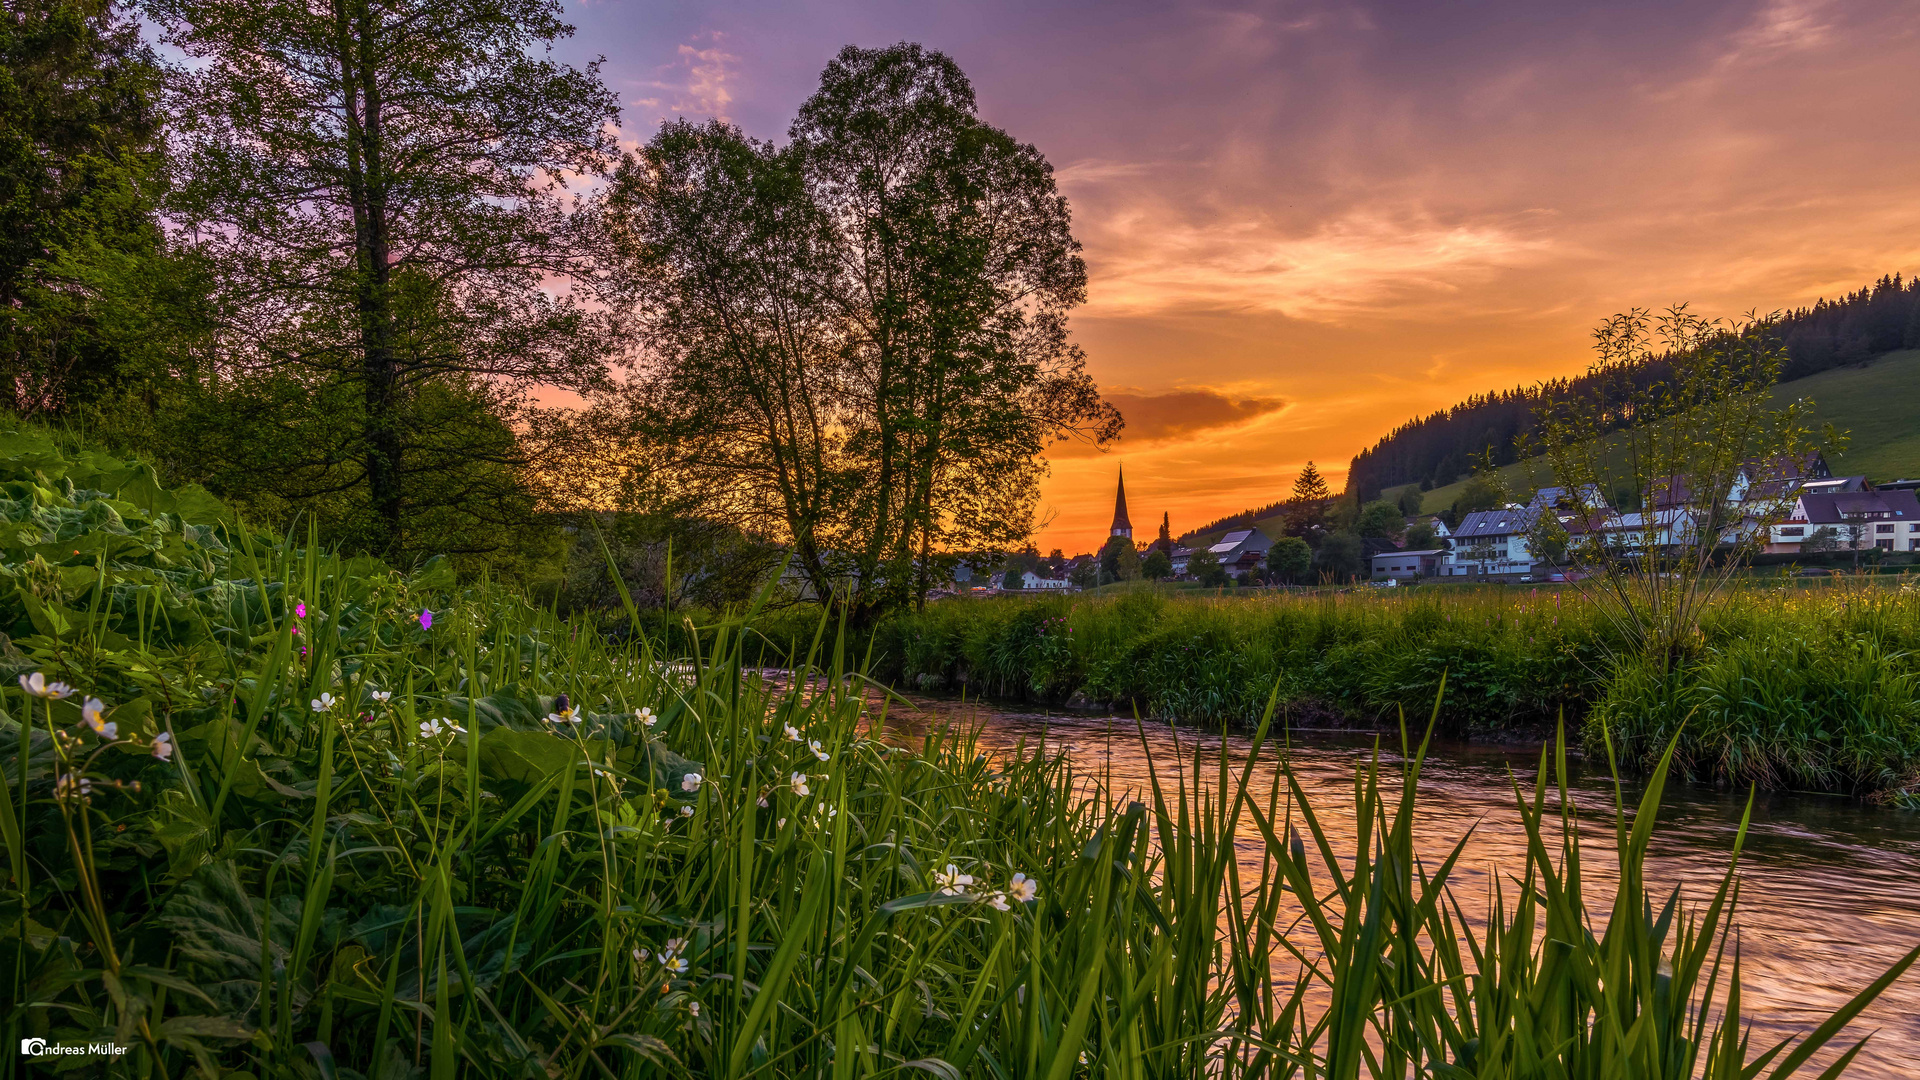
19,1038,48,1056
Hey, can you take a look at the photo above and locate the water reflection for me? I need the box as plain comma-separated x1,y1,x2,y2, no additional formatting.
872,693,1920,1080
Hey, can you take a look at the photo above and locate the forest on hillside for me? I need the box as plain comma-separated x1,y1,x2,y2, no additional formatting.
1344,274,1920,500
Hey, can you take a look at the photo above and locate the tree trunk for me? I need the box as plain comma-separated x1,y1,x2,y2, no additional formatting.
341,2,402,555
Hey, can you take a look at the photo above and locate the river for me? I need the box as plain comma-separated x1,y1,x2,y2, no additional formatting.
872,692,1920,1079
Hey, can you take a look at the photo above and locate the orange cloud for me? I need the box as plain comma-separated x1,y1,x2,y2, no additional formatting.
1051,387,1286,458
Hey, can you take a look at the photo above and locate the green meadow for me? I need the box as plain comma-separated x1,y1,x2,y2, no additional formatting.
5,430,1918,1078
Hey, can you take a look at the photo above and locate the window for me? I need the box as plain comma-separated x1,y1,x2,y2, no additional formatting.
1878,523,1895,534
1877,540,1893,551
1778,527,1804,537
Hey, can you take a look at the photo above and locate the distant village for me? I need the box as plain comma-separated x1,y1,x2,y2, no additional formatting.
960,455,1920,594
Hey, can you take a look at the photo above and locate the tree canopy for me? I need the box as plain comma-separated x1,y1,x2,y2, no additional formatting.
148,0,624,561
599,44,1119,614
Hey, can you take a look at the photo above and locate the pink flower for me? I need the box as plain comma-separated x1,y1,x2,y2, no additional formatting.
295,601,307,618
419,609,433,630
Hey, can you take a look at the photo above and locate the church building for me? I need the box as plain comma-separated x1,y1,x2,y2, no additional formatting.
1110,466,1133,539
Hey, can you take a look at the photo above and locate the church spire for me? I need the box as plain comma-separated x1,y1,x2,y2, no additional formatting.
1109,465,1133,539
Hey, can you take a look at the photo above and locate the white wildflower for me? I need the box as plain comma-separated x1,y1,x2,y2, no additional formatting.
681,772,701,792
636,706,657,726
663,955,688,974
809,739,829,762
19,672,73,699
679,805,693,817
370,690,392,704
983,891,1011,912
1006,873,1039,904
783,724,802,742
310,693,335,713
151,731,174,762
81,697,115,739
789,772,810,797
933,864,974,895
687,1001,700,1017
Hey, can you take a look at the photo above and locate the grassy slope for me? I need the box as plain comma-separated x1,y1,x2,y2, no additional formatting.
1396,347,1920,514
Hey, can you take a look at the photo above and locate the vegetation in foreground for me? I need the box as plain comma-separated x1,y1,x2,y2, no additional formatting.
6,430,1920,1078
854,583,1920,799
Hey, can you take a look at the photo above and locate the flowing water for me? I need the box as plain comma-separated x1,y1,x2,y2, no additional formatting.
873,692,1920,1079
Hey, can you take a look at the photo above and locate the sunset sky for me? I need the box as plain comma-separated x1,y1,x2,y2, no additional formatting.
557,0,1920,554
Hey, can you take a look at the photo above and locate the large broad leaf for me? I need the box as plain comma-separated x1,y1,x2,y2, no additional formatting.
441,689,544,733
412,555,455,591
156,860,299,1016
477,727,582,785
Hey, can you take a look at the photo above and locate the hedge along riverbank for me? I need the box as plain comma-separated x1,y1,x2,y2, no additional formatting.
850,584,1920,798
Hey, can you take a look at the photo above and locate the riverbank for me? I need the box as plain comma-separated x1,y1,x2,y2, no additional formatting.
844,584,1920,798
4,434,1913,1077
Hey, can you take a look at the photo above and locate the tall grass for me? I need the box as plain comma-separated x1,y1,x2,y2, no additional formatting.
856,582,1920,797
6,563,1918,1075
2,432,1916,1077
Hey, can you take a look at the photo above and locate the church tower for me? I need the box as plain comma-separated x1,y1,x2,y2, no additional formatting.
1109,466,1133,539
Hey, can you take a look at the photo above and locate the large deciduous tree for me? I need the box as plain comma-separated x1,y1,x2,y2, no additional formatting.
148,0,622,559
605,43,1120,613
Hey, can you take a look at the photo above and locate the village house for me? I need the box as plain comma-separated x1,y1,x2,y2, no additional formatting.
1020,570,1072,590
1370,548,1448,581
1586,508,1700,552
1440,506,1541,579
1767,488,1920,554
1168,545,1196,575
1206,527,1273,576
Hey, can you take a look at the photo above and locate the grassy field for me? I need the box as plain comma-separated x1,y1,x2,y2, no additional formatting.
1396,347,1920,514
5,427,1916,1078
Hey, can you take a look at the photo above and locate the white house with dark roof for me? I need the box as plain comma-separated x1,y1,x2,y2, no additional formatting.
1768,488,1920,553
1441,506,1541,578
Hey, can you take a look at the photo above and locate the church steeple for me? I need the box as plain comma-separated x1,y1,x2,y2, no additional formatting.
1109,466,1133,539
